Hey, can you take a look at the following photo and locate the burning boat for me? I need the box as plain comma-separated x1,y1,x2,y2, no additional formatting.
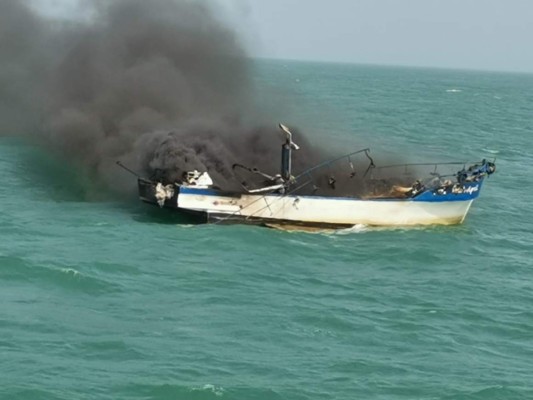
132,124,496,229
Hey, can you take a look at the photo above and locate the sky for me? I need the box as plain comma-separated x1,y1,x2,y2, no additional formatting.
34,0,533,73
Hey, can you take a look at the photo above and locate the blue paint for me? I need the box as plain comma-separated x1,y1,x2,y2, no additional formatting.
412,181,484,202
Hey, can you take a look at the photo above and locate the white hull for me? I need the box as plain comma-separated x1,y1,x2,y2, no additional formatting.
177,190,475,227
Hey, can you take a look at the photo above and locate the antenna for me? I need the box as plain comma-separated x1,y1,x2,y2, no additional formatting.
278,123,300,182
279,123,300,150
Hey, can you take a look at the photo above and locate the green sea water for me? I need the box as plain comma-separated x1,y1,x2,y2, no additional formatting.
1,61,533,400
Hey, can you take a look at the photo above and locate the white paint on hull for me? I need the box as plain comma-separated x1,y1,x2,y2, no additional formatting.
177,192,475,226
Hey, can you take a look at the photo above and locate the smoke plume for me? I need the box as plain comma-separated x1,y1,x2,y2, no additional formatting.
0,0,323,194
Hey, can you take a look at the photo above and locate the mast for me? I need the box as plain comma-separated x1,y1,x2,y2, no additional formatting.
279,123,299,182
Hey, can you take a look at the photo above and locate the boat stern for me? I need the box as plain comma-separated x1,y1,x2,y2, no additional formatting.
138,178,179,209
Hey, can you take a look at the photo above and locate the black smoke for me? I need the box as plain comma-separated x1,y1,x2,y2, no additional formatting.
1,0,413,200
0,0,323,194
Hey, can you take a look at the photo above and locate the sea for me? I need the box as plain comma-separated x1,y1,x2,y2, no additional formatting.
1,61,532,400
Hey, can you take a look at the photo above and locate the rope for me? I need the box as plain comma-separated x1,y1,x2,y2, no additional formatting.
210,186,284,225
242,180,314,222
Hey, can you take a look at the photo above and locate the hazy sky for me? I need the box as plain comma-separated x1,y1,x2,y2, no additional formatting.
35,0,533,73
240,0,533,73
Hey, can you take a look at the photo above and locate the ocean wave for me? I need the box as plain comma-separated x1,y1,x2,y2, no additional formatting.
2,388,65,400
332,224,441,236
191,384,225,397
77,339,146,361
334,224,369,235
0,256,121,294
441,385,531,400
117,383,285,400
60,268,80,276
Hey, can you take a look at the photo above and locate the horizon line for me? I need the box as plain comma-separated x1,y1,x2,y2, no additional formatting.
250,55,533,76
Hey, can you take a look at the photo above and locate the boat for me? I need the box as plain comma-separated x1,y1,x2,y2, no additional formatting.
132,124,496,229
